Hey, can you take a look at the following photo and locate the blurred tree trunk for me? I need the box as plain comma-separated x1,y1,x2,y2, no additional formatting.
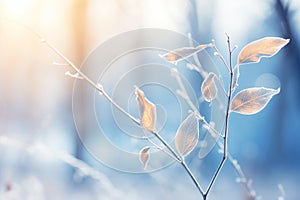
70,0,89,160
188,0,214,43
273,0,300,164
188,0,201,42
70,0,89,67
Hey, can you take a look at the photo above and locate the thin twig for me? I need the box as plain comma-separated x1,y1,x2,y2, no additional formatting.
40,33,181,163
145,129,205,196
143,134,179,161
35,31,205,197
181,159,205,196
171,34,259,199
171,68,221,139
171,68,199,113
101,89,140,125
217,75,229,97
37,33,141,125
16,22,270,200
187,33,208,78
204,34,233,197
211,40,230,72
152,131,181,162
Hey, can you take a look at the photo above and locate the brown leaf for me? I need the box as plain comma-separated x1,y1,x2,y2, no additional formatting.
139,147,150,169
201,72,217,102
175,112,199,157
238,37,289,65
160,44,208,64
231,87,280,115
135,88,156,131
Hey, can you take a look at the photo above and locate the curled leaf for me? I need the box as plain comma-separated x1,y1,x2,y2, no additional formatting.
135,88,156,131
175,112,199,157
201,72,217,102
238,37,289,65
231,87,280,115
160,44,208,64
139,147,150,169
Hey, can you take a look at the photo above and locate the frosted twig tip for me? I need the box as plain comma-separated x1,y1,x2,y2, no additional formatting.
65,71,83,79
53,62,69,66
170,68,178,77
40,38,46,43
96,84,104,94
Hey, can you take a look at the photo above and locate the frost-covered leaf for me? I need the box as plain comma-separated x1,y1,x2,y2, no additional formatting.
231,87,280,115
175,112,199,157
201,72,217,102
139,147,150,169
135,88,156,131
160,44,208,64
238,37,289,65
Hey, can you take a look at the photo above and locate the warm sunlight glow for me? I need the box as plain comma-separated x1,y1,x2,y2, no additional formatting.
2,0,34,17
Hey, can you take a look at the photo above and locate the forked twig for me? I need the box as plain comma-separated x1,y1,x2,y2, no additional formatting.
183,33,258,199
14,21,288,200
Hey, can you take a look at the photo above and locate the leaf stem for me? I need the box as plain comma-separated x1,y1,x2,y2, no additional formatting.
101,89,141,125
204,156,226,198
38,33,141,126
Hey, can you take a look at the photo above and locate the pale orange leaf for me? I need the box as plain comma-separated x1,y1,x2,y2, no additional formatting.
139,147,150,169
175,112,199,157
231,87,280,115
201,72,217,102
135,88,156,131
160,45,208,64
238,37,289,65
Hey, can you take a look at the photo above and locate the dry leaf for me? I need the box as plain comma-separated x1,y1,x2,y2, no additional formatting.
238,37,289,65
135,88,156,131
231,87,280,115
160,45,208,64
175,112,199,157
139,147,150,169
201,72,217,102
